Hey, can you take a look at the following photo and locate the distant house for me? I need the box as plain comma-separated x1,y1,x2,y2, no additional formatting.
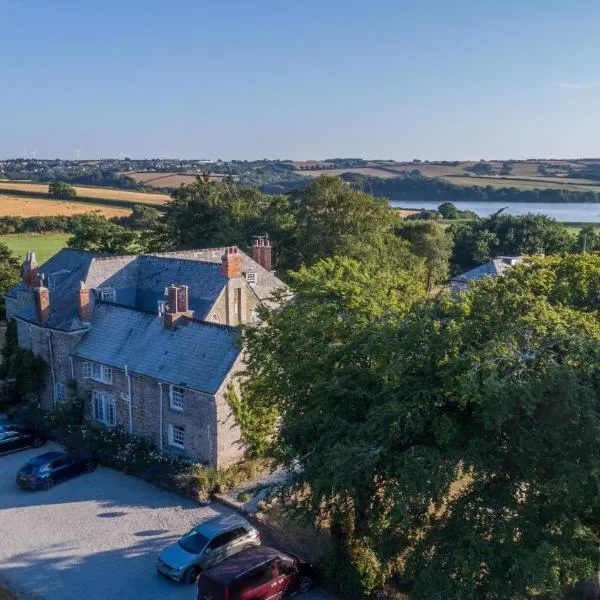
4,238,284,467
449,256,523,296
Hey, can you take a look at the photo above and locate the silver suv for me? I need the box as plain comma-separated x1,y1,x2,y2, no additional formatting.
157,514,261,584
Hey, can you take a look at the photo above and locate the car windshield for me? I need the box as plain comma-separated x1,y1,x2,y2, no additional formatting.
178,528,209,554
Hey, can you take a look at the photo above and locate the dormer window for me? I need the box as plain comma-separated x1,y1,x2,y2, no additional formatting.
245,272,257,285
99,288,116,303
48,270,71,289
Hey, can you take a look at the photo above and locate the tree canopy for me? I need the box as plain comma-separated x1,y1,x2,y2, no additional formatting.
67,213,140,254
48,181,77,199
240,253,600,599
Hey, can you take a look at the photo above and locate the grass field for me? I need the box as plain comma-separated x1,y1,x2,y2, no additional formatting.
0,181,169,205
128,172,235,188
0,194,130,217
1,233,70,264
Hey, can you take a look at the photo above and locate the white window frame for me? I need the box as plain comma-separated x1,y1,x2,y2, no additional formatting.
169,385,184,411
168,424,185,449
54,382,66,402
93,390,116,427
99,288,116,303
245,272,257,285
83,361,113,384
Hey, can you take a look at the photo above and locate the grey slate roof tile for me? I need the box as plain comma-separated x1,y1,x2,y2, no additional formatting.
70,303,241,394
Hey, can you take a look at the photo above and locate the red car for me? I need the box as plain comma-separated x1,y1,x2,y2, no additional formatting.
196,546,313,600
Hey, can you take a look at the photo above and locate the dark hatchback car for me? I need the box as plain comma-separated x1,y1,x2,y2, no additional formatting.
16,451,97,490
0,426,45,455
197,546,313,600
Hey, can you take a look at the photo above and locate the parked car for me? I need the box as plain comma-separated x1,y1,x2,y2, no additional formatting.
158,514,261,584
0,426,45,455
196,546,313,600
16,451,97,490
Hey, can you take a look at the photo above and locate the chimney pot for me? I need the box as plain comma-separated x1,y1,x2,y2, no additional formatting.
78,282,92,323
221,246,242,278
34,285,50,325
22,251,38,289
251,234,272,271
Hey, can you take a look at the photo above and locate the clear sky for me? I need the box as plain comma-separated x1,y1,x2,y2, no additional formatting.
1,0,599,160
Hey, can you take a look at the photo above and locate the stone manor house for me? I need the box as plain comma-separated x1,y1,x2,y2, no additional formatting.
4,239,283,467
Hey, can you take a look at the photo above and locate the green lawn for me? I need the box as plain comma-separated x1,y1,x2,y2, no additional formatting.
0,233,71,264
442,175,600,193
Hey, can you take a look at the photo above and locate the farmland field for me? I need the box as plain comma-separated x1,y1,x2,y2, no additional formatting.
0,181,169,205
441,176,600,192
128,172,235,188
0,194,130,217
1,233,70,264
298,167,402,178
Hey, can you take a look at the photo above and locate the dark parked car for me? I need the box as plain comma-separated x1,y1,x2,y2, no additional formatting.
16,451,97,490
0,425,45,455
196,546,313,600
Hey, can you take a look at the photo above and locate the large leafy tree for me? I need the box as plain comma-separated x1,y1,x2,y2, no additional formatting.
397,220,453,291
67,213,140,254
449,212,573,274
241,253,600,599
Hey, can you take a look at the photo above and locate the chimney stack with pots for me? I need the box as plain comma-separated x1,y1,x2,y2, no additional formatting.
34,282,50,325
252,235,272,271
221,247,243,278
164,284,193,327
23,251,38,289
78,282,92,323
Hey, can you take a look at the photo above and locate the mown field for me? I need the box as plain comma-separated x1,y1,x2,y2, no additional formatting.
127,172,236,188
0,181,169,206
1,233,71,264
0,193,130,217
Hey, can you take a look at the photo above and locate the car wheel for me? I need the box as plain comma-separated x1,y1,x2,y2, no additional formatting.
32,438,44,448
84,460,97,473
183,567,200,585
299,576,312,593
43,478,55,491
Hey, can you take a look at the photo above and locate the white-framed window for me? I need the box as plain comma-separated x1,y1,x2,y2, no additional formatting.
93,390,116,427
245,272,257,285
169,385,184,411
82,361,113,384
48,270,71,289
99,288,116,303
54,382,66,402
168,424,185,449
82,362,92,378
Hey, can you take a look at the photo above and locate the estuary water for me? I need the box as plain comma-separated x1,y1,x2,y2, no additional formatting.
389,200,600,223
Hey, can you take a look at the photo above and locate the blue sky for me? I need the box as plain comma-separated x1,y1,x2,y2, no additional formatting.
1,0,599,160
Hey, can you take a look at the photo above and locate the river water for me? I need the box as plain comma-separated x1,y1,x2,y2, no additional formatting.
389,200,600,223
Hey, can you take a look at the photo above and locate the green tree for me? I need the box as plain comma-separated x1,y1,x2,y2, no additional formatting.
576,225,600,252
0,242,21,319
241,254,600,598
397,221,453,291
437,201,459,219
48,181,77,199
449,213,573,274
67,213,140,253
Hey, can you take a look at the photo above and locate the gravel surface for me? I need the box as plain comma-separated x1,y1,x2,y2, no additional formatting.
0,442,333,600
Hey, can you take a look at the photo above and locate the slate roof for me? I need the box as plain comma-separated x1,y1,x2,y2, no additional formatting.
6,246,286,331
451,256,523,284
5,249,101,330
70,303,241,394
151,248,285,303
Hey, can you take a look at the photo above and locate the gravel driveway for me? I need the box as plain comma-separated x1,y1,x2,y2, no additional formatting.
0,442,333,600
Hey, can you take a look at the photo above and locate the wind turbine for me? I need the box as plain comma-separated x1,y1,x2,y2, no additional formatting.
75,149,81,161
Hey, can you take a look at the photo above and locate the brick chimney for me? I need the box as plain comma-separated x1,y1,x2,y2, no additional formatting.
23,251,38,289
33,284,50,325
221,247,242,278
252,235,272,271
78,282,92,323
164,284,193,327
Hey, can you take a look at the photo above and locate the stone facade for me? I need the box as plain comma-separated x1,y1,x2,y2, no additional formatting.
5,245,282,468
